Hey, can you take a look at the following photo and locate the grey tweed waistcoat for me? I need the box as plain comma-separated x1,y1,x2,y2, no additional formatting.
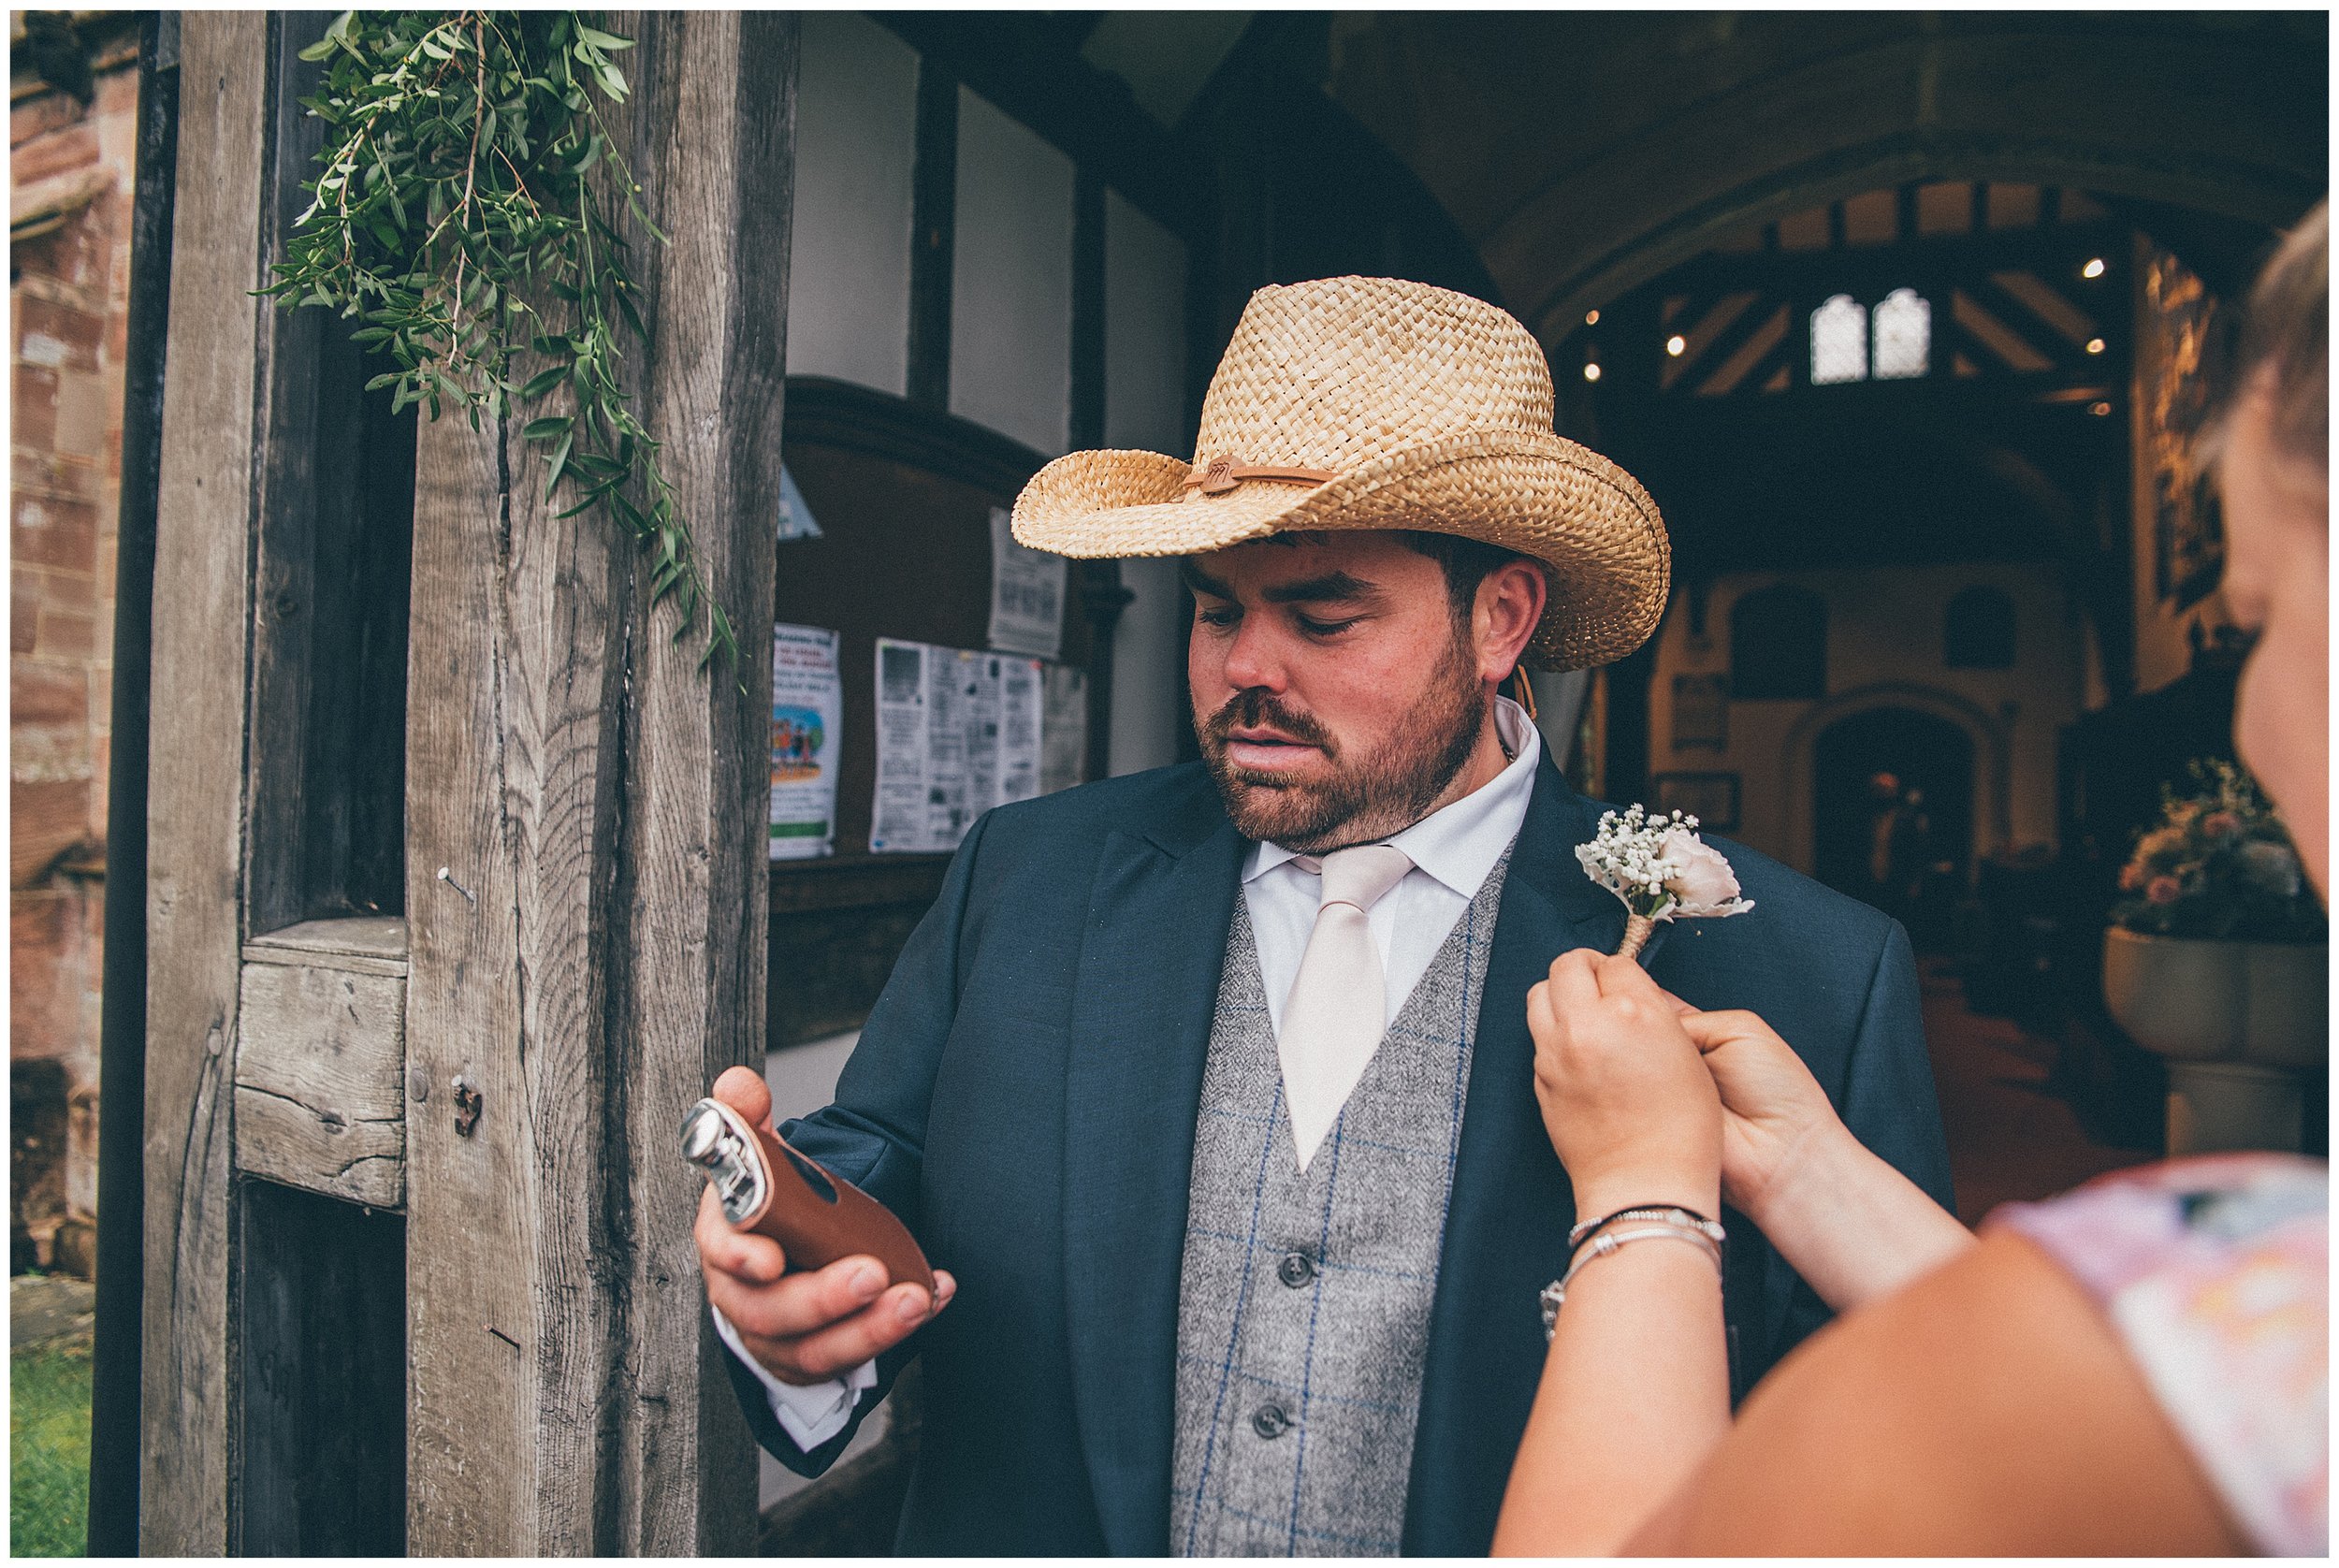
1170,849,1512,1557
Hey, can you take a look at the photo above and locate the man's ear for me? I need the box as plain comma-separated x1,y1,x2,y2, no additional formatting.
1474,558,1548,683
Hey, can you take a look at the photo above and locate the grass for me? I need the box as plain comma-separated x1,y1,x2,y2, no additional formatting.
10,1335,92,1556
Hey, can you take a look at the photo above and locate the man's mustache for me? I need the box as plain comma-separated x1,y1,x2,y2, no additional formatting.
1202,690,1337,756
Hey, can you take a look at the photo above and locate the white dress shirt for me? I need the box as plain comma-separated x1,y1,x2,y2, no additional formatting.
1242,694,1539,1041
716,695,1541,1448
713,1300,879,1448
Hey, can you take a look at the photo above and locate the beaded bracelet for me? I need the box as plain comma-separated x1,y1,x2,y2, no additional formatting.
1540,1221,1722,1340
1568,1204,1725,1253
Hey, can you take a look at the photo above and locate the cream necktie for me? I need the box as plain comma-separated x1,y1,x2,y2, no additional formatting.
1279,844,1415,1171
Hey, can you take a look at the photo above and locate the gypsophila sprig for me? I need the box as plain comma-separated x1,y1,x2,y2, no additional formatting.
261,10,737,669
1576,804,1754,960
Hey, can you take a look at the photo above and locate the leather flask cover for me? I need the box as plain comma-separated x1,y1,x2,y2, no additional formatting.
713,1102,935,1294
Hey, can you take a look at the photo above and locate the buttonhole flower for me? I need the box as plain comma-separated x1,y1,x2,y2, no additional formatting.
1575,804,1755,961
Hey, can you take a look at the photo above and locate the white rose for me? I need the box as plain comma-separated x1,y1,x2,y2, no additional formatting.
1661,826,1743,914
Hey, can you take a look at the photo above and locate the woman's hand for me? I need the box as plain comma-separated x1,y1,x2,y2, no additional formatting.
1672,1002,1975,1311
1672,1006,1849,1224
1527,948,1720,1219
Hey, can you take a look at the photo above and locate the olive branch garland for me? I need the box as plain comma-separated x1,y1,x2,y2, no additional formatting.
263,10,738,670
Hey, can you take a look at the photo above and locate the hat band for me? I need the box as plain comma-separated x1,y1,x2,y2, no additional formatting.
1183,455,1338,497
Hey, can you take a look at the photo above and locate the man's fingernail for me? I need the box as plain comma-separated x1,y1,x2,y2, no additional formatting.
897,1291,925,1323
852,1263,884,1298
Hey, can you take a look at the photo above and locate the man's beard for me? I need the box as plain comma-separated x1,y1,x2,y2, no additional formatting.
1197,633,1489,852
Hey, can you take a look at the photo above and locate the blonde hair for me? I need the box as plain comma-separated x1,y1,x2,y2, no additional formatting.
2233,199,2328,473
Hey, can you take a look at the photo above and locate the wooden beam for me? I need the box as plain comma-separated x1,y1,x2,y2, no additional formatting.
403,385,555,1552
140,12,269,1552
402,13,791,1553
234,937,407,1212
607,12,790,1553
907,58,959,410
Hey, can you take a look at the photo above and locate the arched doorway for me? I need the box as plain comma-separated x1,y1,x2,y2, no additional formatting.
1813,707,1974,946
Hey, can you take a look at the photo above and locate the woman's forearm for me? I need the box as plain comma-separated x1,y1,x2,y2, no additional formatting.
1492,1236,1731,1556
1753,1125,1975,1313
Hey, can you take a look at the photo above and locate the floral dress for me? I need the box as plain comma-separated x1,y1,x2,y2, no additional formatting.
1991,1154,2327,1556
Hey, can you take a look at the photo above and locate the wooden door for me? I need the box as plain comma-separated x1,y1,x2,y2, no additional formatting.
141,12,795,1553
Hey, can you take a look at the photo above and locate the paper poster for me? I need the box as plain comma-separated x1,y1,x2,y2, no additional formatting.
871,638,1059,853
769,624,841,860
1040,662,1088,797
987,504,1067,660
997,655,1041,807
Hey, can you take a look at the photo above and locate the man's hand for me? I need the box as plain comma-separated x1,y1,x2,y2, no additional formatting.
693,1066,954,1386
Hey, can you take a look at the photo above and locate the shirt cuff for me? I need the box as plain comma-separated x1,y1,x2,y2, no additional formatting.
710,1303,878,1451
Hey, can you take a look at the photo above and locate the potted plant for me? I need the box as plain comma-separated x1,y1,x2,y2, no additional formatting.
2102,759,2327,1153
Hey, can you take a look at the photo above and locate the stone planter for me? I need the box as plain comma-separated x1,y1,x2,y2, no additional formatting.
2102,926,2329,1154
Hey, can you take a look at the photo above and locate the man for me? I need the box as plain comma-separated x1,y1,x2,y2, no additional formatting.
696,277,1954,1554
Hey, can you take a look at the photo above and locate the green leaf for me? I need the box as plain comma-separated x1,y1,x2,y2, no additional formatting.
517,365,567,399
522,414,572,442
574,24,633,51
543,430,575,497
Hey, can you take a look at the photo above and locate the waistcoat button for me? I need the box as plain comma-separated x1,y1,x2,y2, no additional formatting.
1277,1251,1315,1287
1251,1403,1291,1439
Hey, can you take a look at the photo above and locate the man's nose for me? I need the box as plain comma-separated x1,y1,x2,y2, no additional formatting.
1220,615,1287,693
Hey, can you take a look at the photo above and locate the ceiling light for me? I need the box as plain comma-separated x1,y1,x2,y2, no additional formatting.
1585,309,1601,327
1583,362,1602,383
2082,257,2106,280
1665,334,1687,356
2090,400,2113,417
2085,337,2106,355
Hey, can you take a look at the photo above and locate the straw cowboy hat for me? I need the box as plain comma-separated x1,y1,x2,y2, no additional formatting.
1011,275,1669,670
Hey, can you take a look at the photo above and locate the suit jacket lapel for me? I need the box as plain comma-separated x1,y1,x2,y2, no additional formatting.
1061,798,1243,1555
1404,756,1622,1552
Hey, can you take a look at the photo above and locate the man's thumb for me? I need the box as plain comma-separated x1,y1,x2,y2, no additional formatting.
712,1064,775,1130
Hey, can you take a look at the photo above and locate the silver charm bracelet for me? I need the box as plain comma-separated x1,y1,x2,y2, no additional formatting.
1567,1205,1725,1251
1540,1222,1722,1340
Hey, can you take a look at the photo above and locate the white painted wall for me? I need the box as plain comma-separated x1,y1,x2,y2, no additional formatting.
949,87,1075,457
784,12,917,395
1104,191,1187,455
1646,564,2087,873
1110,558,1186,775
1103,191,1192,776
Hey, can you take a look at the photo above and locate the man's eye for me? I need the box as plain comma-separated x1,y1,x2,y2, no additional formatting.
1197,605,1240,629
1297,615,1360,637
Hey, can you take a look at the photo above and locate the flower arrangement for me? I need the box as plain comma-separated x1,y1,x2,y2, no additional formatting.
2112,759,2325,943
1576,805,1755,960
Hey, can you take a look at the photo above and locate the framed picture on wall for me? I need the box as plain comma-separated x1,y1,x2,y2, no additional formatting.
1670,673,1729,749
2141,244,2228,610
1652,771,1740,832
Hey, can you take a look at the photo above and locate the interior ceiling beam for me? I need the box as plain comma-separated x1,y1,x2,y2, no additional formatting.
1318,15,2322,354
1648,216,2127,299
1515,133,2317,352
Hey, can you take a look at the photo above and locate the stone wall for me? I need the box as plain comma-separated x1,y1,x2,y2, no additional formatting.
10,30,139,1276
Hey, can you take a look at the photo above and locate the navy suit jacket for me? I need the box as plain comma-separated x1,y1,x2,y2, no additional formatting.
728,755,1954,1553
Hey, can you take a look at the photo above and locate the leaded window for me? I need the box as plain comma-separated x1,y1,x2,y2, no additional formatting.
1810,294,1868,385
1873,287,1931,379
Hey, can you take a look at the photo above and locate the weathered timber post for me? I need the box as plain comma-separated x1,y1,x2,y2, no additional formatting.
402,13,794,1554
139,14,269,1552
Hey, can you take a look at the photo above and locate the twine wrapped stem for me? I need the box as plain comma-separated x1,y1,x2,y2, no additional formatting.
1616,913,1657,962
